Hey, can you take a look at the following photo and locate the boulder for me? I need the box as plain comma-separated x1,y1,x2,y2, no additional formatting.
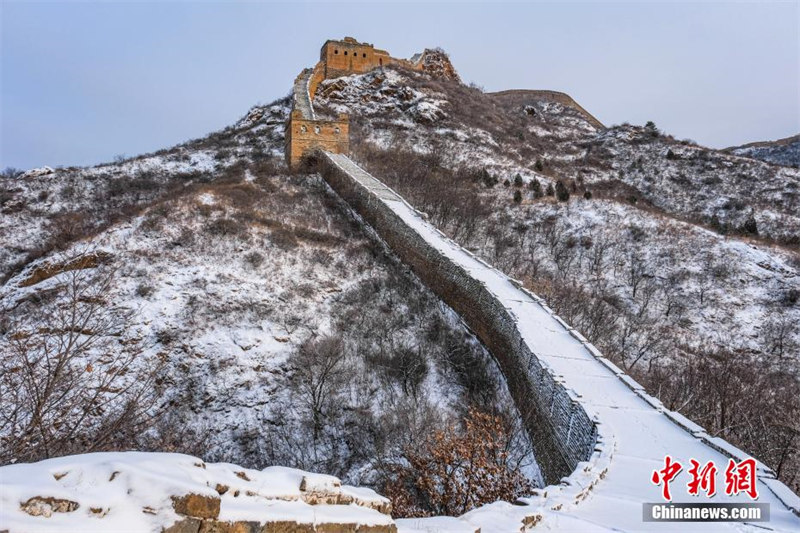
163,518,201,533
20,496,79,517
171,493,220,519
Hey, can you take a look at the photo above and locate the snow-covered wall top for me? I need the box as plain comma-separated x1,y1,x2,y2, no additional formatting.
318,151,800,531
0,452,396,532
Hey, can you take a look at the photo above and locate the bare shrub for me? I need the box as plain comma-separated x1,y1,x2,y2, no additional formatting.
1,167,24,179
244,251,265,268
135,282,155,298
384,408,533,517
270,227,299,250
204,217,245,238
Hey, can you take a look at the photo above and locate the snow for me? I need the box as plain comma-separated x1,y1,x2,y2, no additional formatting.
3,55,798,533
21,166,55,178
0,452,392,532
397,515,479,533
324,151,800,532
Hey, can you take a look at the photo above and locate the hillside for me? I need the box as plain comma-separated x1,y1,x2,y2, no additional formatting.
2,44,800,532
313,65,800,493
0,99,534,490
725,134,800,167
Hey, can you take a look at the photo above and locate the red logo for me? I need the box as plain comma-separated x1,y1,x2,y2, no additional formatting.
652,456,758,501
651,455,682,501
687,459,717,497
724,458,758,499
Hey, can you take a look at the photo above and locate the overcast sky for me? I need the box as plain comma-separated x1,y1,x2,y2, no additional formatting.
2,1,798,169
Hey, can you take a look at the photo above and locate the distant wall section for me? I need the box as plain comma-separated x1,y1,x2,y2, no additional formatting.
286,65,350,169
285,37,457,168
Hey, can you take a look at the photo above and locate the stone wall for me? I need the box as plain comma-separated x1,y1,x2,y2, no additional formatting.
317,153,596,485
307,62,326,104
285,111,349,169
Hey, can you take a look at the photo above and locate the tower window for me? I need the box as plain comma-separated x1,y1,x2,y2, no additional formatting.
344,51,348,56
314,126,321,134
334,49,338,54
362,53,366,58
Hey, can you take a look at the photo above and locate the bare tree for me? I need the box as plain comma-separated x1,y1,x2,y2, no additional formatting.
761,312,798,359
0,255,160,463
291,335,347,442
626,248,649,299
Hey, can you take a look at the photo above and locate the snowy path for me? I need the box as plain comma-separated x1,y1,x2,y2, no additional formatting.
324,152,800,532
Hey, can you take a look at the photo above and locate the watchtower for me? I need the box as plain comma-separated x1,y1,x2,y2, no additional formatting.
285,110,349,169
319,37,394,79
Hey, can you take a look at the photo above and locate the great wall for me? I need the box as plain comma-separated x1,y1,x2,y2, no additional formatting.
285,37,800,531
3,36,799,533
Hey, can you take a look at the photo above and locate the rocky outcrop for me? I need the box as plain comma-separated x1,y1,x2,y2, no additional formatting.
172,494,221,520
414,49,461,82
18,250,112,287
20,497,79,518
21,166,55,179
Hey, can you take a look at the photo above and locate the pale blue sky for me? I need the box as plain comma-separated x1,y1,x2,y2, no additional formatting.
2,1,798,169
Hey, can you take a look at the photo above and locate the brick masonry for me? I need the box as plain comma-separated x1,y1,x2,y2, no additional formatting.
285,111,349,169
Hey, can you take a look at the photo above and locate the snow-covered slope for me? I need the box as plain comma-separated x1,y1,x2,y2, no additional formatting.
321,150,800,532
726,135,800,167
314,66,800,497
3,49,799,532
0,96,531,492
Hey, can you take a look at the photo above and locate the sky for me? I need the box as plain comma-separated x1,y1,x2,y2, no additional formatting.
1,0,798,170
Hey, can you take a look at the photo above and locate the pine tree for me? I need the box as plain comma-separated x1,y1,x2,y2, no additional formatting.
514,174,523,187
513,190,522,204
741,213,759,236
480,168,496,188
555,180,570,202
529,177,543,199
546,183,555,196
